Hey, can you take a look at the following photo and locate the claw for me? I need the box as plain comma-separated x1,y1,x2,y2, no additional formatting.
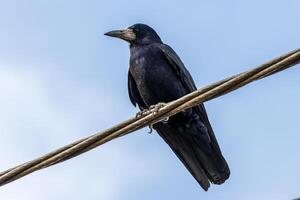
162,116,169,123
150,102,169,123
136,109,150,118
149,102,166,114
135,102,169,134
148,124,153,134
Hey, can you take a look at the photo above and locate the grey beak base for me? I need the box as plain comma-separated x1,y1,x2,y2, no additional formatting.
104,29,136,42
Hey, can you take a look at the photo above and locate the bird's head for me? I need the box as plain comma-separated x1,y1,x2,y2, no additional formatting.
104,23,162,45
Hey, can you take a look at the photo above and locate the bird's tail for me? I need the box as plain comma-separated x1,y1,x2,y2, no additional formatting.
154,121,230,190
191,134,230,185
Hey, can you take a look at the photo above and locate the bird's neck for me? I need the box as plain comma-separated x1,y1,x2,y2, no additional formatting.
130,43,148,49
129,43,148,55
130,37,163,47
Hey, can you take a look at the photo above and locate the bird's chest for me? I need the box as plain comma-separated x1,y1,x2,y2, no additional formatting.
129,47,178,105
129,48,163,86
129,55,148,84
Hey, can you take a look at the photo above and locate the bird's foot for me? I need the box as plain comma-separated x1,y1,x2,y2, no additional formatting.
149,102,169,123
136,102,167,118
135,109,151,118
135,102,169,134
135,109,154,133
149,102,166,114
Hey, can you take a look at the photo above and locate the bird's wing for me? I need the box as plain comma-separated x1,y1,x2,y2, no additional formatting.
157,43,229,187
158,43,223,154
128,71,147,109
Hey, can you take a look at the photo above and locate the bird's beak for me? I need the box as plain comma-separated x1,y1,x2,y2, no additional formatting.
104,28,136,42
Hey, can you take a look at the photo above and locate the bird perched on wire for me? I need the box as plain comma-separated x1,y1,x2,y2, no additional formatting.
105,23,230,191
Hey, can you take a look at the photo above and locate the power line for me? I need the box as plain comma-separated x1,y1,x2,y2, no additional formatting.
0,49,299,187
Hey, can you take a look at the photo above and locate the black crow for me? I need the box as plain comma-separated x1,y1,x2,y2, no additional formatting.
105,23,230,190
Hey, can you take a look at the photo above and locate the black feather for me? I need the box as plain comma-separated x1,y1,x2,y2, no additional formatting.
124,23,230,190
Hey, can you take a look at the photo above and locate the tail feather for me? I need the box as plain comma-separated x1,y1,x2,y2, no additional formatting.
155,123,210,190
154,120,230,190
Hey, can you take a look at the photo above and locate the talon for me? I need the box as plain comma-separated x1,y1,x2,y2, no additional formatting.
149,105,155,110
148,124,153,134
149,102,167,114
137,103,169,135
148,124,153,133
136,109,150,118
162,116,169,123
148,102,169,123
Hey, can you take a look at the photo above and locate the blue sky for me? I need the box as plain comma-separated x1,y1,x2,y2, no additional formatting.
0,0,299,199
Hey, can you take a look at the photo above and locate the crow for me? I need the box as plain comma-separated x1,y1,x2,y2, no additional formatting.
105,23,230,190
